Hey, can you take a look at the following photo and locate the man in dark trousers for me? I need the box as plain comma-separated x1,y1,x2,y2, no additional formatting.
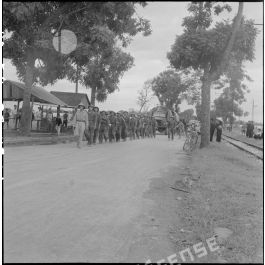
98,111,109,144
210,117,216,142
93,106,100,144
216,119,223,142
108,111,117,143
247,121,254,138
86,105,96,145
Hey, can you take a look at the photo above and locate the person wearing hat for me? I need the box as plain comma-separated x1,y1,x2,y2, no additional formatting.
151,116,158,138
62,111,68,131
93,106,100,144
123,111,130,141
168,116,176,141
210,117,216,142
119,112,126,141
86,105,97,145
115,112,124,142
47,107,54,132
215,118,223,142
143,114,150,138
135,114,141,139
129,113,137,140
72,102,89,148
98,111,109,144
108,111,117,143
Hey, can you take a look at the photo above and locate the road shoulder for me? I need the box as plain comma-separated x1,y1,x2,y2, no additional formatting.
169,142,263,263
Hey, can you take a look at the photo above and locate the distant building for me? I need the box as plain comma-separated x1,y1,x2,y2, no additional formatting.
50,91,90,108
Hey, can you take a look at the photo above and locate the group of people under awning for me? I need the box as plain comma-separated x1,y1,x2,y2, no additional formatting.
3,103,74,133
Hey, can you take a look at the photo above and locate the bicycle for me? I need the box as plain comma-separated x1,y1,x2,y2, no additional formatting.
183,126,199,152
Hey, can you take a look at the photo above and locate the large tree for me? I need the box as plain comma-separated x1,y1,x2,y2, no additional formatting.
168,2,257,147
150,69,192,110
214,90,244,124
81,47,134,105
3,2,151,135
213,60,250,126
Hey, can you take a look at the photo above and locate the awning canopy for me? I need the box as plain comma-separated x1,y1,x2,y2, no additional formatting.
3,80,68,106
50,91,90,108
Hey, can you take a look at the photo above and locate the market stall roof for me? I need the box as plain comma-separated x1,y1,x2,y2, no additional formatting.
3,80,68,106
50,91,90,108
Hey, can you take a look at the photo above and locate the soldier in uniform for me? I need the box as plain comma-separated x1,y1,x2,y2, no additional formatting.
98,111,109,144
135,114,141,139
86,105,96,145
93,106,100,144
116,112,125,142
72,102,89,148
151,116,157,138
139,115,145,138
129,113,137,140
123,111,130,141
147,114,153,138
108,111,117,143
168,116,176,141
143,114,149,138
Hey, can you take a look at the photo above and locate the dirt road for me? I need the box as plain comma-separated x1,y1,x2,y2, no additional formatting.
4,136,189,262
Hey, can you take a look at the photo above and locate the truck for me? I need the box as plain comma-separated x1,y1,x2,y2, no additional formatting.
151,106,171,134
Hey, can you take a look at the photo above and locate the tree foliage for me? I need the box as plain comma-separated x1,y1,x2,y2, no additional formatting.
80,47,134,104
168,15,257,78
214,90,243,124
167,2,257,148
3,2,151,134
179,68,202,105
150,69,192,110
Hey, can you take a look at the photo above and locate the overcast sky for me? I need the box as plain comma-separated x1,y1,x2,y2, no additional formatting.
3,2,263,122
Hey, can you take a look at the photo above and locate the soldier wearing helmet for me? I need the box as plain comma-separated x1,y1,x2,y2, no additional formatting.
92,106,100,144
72,102,89,148
108,111,117,143
123,111,130,141
86,105,96,145
98,111,109,144
129,113,137,140
116,112,125,142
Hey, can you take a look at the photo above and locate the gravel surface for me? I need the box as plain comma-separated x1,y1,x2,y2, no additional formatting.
4,136,262,263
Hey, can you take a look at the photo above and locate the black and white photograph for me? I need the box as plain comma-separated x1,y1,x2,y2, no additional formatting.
2,1,263,263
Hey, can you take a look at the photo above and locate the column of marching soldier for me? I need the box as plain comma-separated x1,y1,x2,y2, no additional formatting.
72,102,158,148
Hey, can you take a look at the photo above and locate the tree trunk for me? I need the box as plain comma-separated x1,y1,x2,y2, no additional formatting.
91,86,96,106
200,73,212,148
20,52,35,136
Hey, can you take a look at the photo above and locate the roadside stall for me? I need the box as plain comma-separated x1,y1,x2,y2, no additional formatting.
3,80,68,132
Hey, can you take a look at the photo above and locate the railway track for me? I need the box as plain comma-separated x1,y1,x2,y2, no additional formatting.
222,134,263,160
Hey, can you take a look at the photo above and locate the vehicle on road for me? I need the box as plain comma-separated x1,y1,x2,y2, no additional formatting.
151,106,176,134
254,126,263,140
